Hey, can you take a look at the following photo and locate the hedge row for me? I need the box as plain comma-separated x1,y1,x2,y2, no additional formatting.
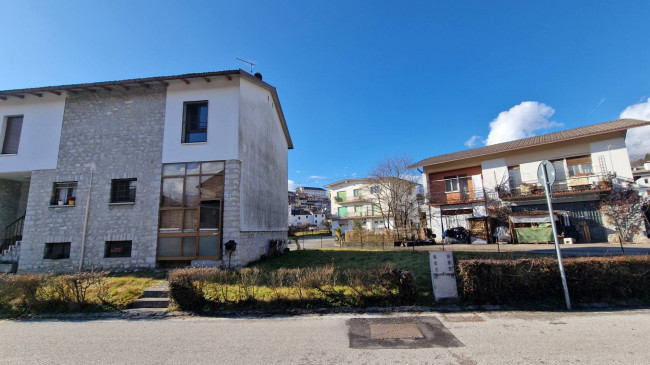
0,272,109,315
168,264,417,313
456,256,650,305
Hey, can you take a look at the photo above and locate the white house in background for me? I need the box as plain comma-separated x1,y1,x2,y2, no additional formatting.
295,186,327,199
325,178,419,234
288,209,326,229
410,118,650,243
0,69,292,272
632,162,650,198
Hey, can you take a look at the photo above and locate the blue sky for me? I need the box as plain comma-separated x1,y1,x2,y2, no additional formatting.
2,1,650,190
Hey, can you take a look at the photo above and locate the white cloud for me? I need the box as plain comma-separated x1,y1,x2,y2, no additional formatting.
620,98,650,157
464,135,485,148
485,101,561,145
308,175,327,181
288,179,297,191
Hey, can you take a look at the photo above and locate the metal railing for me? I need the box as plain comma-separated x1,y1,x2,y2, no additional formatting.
428,188,498,205
499,174,612,199
2,214,25,254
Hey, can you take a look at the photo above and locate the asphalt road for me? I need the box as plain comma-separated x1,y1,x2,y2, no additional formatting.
292,236,650,257
2,309,649,364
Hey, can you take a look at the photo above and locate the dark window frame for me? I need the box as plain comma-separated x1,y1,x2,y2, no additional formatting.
104,241,132,258
2,115,24,155
110,178,137,203
182,101,208,143
51,182,77,206
44,242,71,260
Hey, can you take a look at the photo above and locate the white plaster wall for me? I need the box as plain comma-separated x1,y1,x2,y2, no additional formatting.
0,94,66,173
162,78,240,163
519,161,541,183
238,77,288,231
328,180,368,217
481,158,508,190
590,137,633,180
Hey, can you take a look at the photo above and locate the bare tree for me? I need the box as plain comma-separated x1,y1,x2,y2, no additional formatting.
367,155,420,241
600,187,645,251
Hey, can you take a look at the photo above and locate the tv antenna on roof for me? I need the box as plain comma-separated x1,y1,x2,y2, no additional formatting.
235,57,256,73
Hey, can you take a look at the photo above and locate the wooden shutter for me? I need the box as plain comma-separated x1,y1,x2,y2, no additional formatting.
2,116,23,154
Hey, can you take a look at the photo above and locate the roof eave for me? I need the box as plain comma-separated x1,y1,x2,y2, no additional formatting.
410,119,650,169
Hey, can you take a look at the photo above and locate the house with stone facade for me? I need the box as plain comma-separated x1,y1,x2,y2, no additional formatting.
0,70,292,272
410,119,650,243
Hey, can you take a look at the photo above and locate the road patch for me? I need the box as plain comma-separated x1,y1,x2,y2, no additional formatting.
347,316,464,349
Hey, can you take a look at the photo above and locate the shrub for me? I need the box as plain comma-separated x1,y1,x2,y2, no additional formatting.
52,271,108,310
168,271,206,312
456,256,650,305
167,262,421,312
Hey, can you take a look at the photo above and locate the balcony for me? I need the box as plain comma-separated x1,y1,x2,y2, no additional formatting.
336,210,383,220
335,195,368,204
428,188,498,206
499,174,612,201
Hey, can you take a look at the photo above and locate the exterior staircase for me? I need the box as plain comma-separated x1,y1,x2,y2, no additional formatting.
130,282,170,311
0,241,20,273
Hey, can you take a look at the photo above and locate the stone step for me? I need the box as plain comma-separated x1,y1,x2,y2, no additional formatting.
141,288,169,298
131,297,170,309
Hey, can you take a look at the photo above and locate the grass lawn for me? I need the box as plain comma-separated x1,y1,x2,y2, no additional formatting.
250,249,434,305
290,230,332,237
0,271,165,316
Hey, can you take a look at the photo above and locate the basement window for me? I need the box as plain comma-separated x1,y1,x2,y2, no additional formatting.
104,241,132,258
51,182,77,206
44,242,70,260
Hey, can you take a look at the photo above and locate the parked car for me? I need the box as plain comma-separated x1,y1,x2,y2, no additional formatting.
442,227,471,244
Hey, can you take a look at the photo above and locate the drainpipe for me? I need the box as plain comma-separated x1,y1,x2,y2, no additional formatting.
78,167,94,272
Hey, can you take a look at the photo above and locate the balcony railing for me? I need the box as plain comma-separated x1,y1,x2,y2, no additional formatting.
428,188,498,205
335,195,367,204
499,174,612,200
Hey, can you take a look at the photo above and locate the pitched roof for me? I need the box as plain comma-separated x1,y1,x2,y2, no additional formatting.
0,69,293,149
410,118,650,168
324,177,419,188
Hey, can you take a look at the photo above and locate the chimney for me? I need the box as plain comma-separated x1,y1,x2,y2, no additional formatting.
644,162,650,170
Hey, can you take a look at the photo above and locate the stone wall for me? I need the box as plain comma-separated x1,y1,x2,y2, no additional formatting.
18,86,166,272
220,159,287,267
229,230,288,268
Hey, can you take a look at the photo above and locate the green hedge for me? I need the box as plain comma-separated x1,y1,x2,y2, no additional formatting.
456,256,650,305
168,264,418,313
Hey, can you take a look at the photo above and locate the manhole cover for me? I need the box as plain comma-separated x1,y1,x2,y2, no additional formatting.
443,313,484,322
370,323,424,339
347,316,464,349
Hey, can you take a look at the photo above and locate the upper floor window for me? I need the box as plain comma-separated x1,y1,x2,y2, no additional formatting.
51,182,77,206
443,175,466,193
508,166,522,189
566,155,592,177
1,116,23,154
182,101,208,143
353,189,360,197
111,178,137,203
370,186,380,194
